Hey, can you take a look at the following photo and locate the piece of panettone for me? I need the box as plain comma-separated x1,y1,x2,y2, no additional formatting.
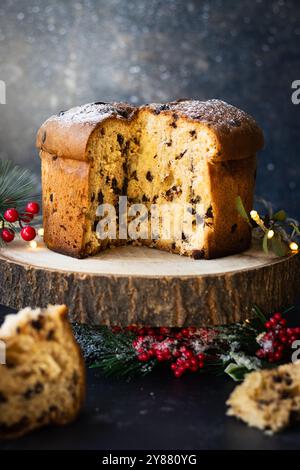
227,362,300,433
0,305,85,439
36,99,264,259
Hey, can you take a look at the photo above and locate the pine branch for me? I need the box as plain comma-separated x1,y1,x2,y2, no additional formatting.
0,160,39,213
72,323,156,379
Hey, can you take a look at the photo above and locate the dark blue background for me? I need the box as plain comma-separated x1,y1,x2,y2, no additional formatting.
0,0,299,217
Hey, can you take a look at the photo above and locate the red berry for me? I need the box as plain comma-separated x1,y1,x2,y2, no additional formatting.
294,327,300,336
287,328,294,336
25,201,40,215
171,363,177,371
269,318,277,327
273,313,282,321
279,319,287,327
274,351,283,362
20,226,36,241
198,361,204,369
279,335,288,344
4,208,19,223
197,353,205,361
185,350,193,359
1,228,15,243
256,349,266,359
138,353,149,362
265,321,272,330
174,368,184,378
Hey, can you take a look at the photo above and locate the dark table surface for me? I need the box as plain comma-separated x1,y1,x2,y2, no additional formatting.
1,304,300,451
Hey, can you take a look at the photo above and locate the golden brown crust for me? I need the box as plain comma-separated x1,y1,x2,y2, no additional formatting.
142,99,264,161
40,151,90,257
205,156,256,258
36,102,137,161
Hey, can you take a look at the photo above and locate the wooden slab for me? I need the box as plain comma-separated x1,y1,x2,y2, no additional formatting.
0,240,299,327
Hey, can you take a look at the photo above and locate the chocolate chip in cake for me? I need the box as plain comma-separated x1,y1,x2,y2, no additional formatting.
35,382,44,394
31,318,43,331
52,155,58,161
98,191,104,204
112,177,118,188
231,223,238,233
189,130,197,138
122,177,129,194
42,131,47,144
91,192,95,202
166,140,172,147
100,128,106,136
131,170,138,181
175,149,187,160
93,220,99,232
205,206,213,219
0,392,7,404
171,242,176,250
193,249,205,260
142,195,149,203
117,133,124,146
106,176,110,184
146,171,153,182
50,193,53,202
46,329,55,341
153,154,157,159
191,195,201,204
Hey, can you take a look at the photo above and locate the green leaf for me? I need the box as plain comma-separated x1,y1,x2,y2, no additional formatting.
235,196,252,228
271,235,288,257
273,210,287,221
251,305,267,325
262,231,269,254
224,363,249,381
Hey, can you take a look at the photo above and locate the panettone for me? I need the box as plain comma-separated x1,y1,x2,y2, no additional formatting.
0,305,85,439
36,99,264,259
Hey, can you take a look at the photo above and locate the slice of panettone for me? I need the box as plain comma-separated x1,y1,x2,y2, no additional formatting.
227,362,300,433
0,305,85,439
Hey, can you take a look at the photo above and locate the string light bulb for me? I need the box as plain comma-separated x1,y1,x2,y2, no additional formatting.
290,242,299,252
38,228,44,237
29,240,38,249
267,230,275,239
250,210,259,221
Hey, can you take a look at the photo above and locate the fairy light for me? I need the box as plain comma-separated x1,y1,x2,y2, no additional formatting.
29,240,38,249
38,228,44,237
250,210,259,222
267,230,275,239
290,242,299,252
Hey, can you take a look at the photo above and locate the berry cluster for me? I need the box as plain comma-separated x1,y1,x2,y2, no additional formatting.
256,312,300,362
1,201,40,243
118,326,216,378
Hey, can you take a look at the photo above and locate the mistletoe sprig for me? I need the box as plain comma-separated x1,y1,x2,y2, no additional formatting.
72,306,300,382
236,196,299,257
0,160,40,246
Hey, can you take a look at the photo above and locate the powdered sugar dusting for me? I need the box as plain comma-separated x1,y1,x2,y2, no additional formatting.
146,98,261,135
48,102,137,127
